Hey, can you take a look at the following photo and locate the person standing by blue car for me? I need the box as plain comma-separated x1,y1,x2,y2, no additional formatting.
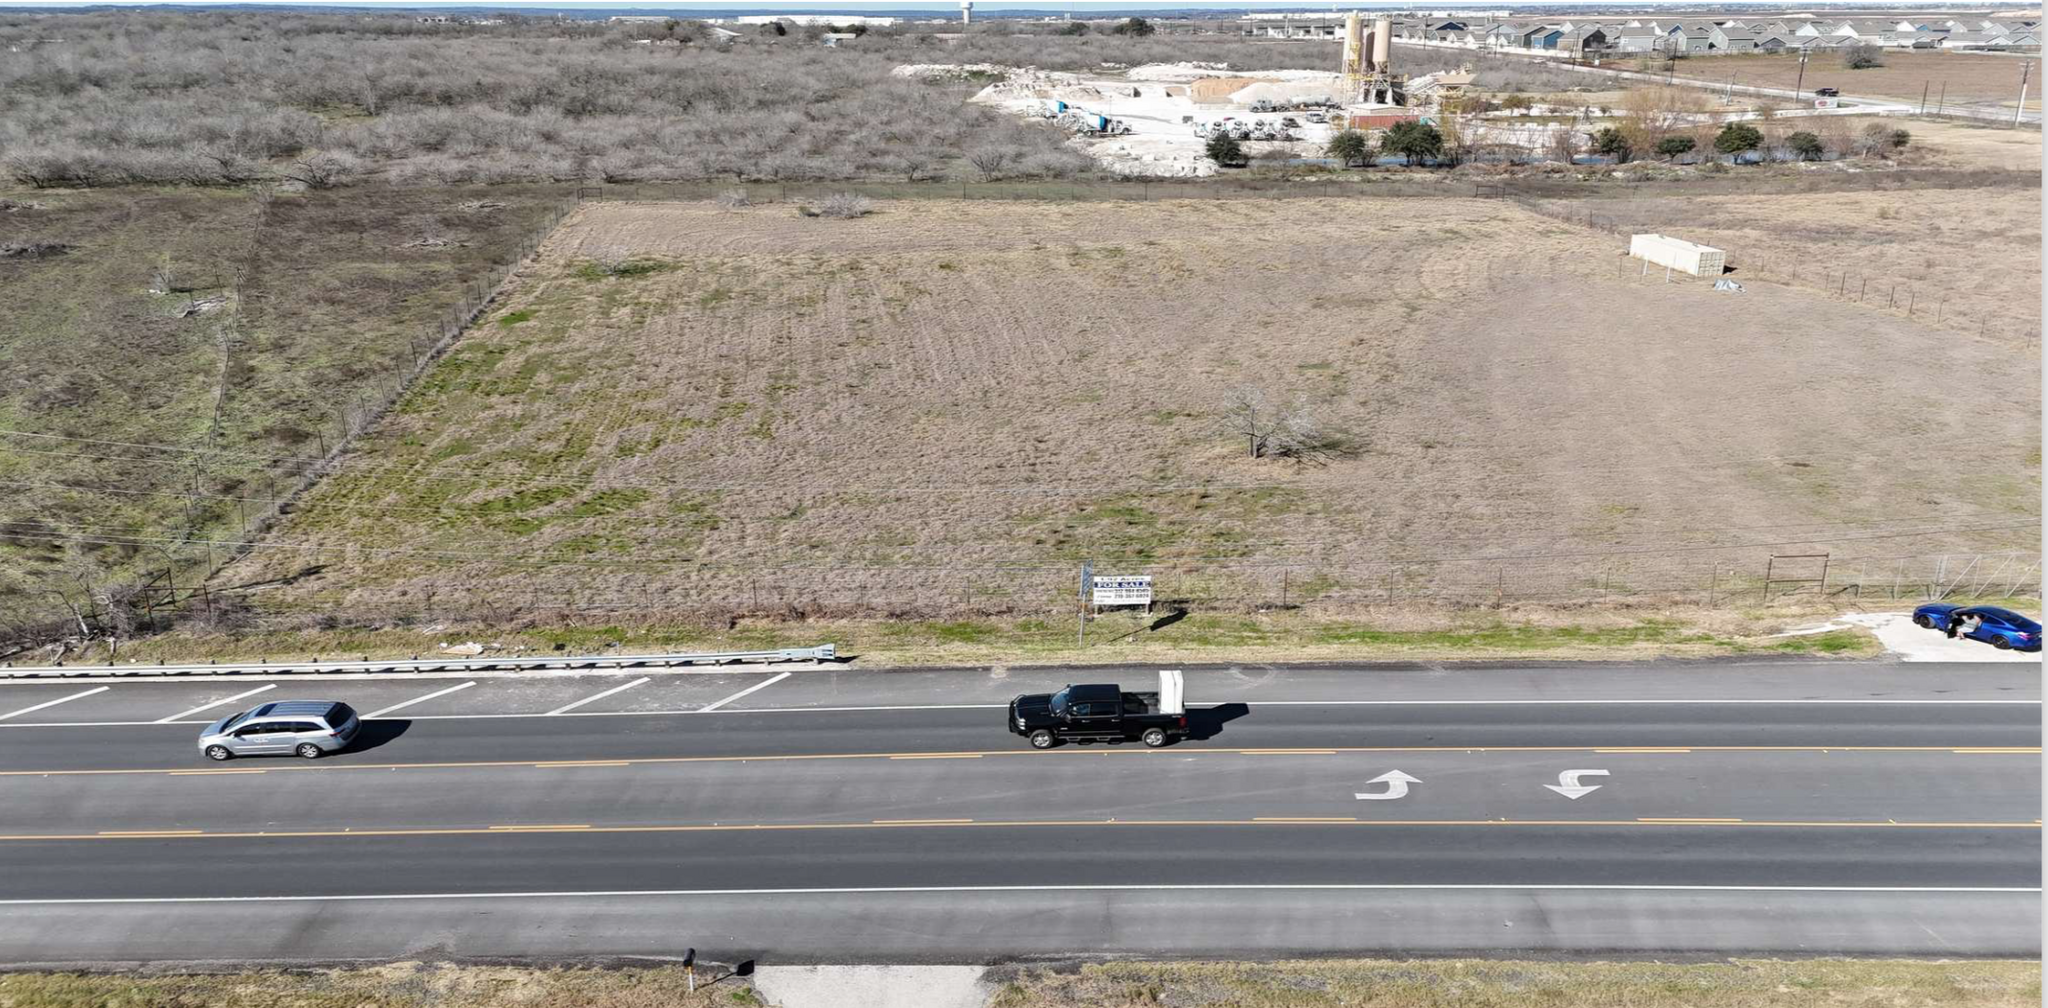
1913,603,2039,651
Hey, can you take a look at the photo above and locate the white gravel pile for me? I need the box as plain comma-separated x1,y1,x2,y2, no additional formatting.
889,63,1008,79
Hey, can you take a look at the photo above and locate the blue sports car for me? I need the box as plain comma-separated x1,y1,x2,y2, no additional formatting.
1911,604,2042,652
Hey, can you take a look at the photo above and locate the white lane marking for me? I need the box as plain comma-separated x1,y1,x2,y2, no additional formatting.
153,684,278,725
1241,699,2045,706
2,697,2040,729
1545,769,1611,800
0,667,828,686
697,672,791,713
0,687,110,722
363,681,475,719
0,882,2034,906
546,677,650,716
1354,770,1420,801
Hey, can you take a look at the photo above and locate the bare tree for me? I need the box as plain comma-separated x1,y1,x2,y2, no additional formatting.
1224,386,1350,463
1547,128,1580,166
1225,386,1282,459
283,153,360,189
1613,86,1707,154
966,147,1013,182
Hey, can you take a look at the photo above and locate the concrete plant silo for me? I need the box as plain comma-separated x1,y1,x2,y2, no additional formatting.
1343,11,1366,81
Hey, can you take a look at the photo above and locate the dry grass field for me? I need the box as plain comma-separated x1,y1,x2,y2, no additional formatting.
5,958,2031,1008
1889,117,2046,170
1671,50,2040,108
989,958,2043,1008
1520,184,2042,341
219,195,2039,620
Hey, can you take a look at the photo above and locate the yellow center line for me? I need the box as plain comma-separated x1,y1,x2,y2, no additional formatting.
19,818,2035,843
168,769,267,775
4,745,2035,778
1253,817,1360,822
1953,748,2041,753
533,761,630,768
1639,817,1744,823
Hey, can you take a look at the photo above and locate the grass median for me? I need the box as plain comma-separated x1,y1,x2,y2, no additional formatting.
987,958,2042,1008
54,603,1899,669
0,958,2035,1007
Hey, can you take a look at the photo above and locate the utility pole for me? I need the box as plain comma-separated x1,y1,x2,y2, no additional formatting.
2016,60,2033,128
1794,47,1809,97
1936,81,1946,115
1919,81,1928,114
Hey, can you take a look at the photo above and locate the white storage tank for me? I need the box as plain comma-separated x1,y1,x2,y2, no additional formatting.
1629,233,1726,276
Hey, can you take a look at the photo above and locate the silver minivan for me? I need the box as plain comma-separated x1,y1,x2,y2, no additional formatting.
197,700,360,761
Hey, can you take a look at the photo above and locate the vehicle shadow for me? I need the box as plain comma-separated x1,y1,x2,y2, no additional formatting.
1183,703,1249,742
345,718,412,755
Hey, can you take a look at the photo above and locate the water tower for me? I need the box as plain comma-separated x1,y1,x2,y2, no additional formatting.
961,0,972,24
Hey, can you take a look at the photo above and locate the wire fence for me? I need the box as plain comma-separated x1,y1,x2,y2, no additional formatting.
7,178,2039,645
13,548,2033,640
97,195,592,630
1506,195,2042,345
572,166,2035,206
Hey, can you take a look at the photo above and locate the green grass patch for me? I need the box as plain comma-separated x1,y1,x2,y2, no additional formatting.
564,488,652,518
573,257,675,280
497,308,536,326
0,181,575,602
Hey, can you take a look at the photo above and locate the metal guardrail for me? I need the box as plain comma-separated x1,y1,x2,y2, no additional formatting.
0,644,838,680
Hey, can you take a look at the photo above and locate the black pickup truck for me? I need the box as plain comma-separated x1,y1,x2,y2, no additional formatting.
1008,681,1188,749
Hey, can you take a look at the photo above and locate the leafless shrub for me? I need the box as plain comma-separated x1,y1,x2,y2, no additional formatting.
0,241,73,259
283,152,361,189
1854,122,1897,159
715,187,751,209
814,192,874,219
1546,128,1579,166
967,147,1014,181
1223,386,1353,464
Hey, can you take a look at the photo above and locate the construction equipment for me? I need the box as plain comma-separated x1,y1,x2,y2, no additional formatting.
1057,110,1132,136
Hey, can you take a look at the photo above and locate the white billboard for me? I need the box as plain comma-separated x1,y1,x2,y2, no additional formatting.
1091,576,1154,607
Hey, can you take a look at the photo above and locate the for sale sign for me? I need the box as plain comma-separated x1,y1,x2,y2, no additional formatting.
1091,576,1154,607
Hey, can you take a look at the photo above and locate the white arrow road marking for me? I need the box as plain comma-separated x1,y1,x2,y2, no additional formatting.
1354,770,1421,800
1545,768,1611,800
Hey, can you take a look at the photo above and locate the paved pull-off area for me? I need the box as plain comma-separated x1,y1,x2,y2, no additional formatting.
0,659,2035,967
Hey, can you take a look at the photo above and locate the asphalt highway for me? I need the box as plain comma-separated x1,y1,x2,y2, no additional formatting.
0,660,2036,965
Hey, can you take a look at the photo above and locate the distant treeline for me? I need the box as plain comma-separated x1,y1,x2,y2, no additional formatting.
0,11,1578,189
